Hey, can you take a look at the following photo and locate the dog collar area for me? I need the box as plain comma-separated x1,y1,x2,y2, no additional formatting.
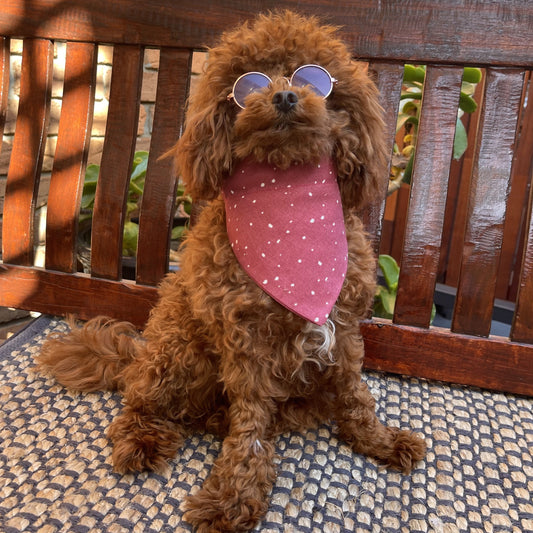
222,157,348,324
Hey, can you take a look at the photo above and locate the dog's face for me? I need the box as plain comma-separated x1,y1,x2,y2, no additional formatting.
176,11,387,211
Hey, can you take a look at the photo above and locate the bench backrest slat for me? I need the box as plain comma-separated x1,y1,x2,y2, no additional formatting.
510,77,533,344
0,37,8,146
394,66,464,328
90,44,144,280
512,193,533,343
3,38,53,265
452,68,524,337
136,48,192,286
45,42,97,273
364,62,405,256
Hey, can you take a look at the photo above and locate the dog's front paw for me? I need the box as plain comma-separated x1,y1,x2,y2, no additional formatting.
184,474,267,533
108,412,183,474
386,429,426,474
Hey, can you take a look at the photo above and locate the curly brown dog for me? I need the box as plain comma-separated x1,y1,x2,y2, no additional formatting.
38,10,426,532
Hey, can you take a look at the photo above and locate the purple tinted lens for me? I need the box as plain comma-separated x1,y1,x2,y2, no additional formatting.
233,72,271,107
291,66,332,97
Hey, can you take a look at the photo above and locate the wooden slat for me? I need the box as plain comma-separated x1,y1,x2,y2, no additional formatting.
362,319,533,397
2,38,53,265
0,1,532,67
0,263,157,328
0,36,8,150
136,48,191,285
394,66,463,327
90,44,144,280
452,69,524,337
439,76,486,288
45,41,97,273
363,62,404,254
512,181,533,343
497,73,533,301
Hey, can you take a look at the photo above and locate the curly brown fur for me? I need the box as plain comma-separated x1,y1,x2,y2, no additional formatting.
37,10,426,532
38,316,140,392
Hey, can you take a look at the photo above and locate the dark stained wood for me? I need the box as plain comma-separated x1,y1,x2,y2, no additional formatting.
90,44,144,280
511,183,533,343
0,37,8,150
363,62,404,255
45,41,97,273
438,76,485,286
136,48,191,285
362,320,533,397
394,66,463,327
2,38,53,265
0,1,532,67
0,263,158,328
497,72,533,301
452,69,525,337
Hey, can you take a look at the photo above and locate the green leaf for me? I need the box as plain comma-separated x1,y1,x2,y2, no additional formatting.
128,180,144,197
125,201,139,219
431,303,437,324
182,199,192,215
403,64,426,84
81,186,96,210
400,91,422,101
379,290,396,317
378,254,400,291
459,91,477,113
374,286,395,319
396,113,410,132
401,100,419,115
131,151,149,180
403,150,415,184
396,113,419,133
453,116,468,160
122,221,139,256
171,225,188,240
463,67,482,84
81,164,100,209
460,81,477,96
84,163,100,184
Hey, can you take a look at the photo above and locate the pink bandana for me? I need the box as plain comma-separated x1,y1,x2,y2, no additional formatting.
222,157,348,324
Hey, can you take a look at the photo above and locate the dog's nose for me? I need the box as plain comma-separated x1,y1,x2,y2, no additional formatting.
272,90,298,112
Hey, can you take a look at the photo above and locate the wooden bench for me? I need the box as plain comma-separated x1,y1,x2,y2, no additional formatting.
0,0,532,395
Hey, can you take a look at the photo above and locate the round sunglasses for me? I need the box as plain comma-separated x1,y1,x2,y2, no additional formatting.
227,64,337,109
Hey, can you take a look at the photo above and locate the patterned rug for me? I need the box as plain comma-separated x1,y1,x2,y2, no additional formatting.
1,316,532,532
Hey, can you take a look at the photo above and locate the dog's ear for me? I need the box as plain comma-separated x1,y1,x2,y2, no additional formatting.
333,63,388,211
173,85,234,201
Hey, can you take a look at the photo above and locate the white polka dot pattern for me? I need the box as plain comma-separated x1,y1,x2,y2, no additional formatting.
223,157,348,324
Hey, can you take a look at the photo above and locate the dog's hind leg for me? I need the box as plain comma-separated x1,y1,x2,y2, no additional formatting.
332,337,426,474
107,326,222,474
107,274,225,474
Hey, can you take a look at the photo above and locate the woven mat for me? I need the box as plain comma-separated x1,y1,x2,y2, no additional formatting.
1,316,532,533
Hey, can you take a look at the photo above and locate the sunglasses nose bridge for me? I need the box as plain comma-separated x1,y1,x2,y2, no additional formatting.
270,76,291,91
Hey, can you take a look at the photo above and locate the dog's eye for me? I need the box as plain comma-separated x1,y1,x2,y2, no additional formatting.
229,72,272,109
290,65,336,98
